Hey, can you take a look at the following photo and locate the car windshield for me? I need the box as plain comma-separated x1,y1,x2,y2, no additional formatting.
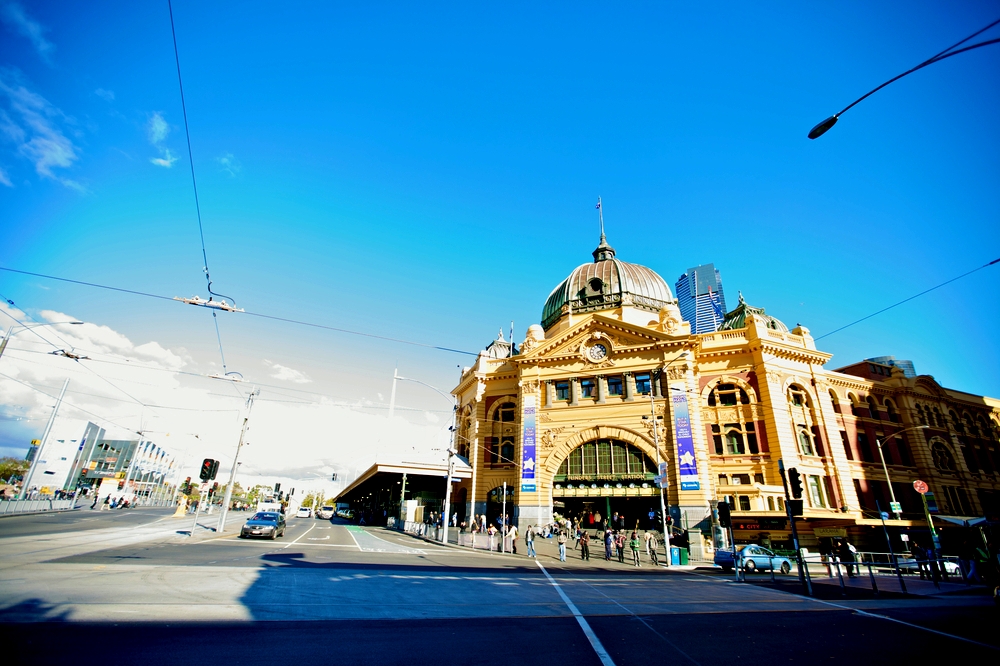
322,507,334,511
251,513,278,521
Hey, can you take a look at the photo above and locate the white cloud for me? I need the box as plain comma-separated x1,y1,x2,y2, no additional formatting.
0,165,11,187
0,302,447,487
150,149,177,168
146,112,177,168
216,152,241,176
94,88,115,102
1,2,54,62
147,112,169,145
0,72,82,189
263,359,312,384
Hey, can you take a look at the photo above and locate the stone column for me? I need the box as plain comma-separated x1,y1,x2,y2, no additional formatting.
623,372,634,402
543,381,552,408
596,376,606,405
570,378,579,406
654,371,663,398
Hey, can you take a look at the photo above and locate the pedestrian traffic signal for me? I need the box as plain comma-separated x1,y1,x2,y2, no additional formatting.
288,488,294,497
200,458,215,481
717,500,732,528
182,477,191,494
210,482,218,497
274,482,281,493
209,459,219,480
787,467,803,499
117,480,125,490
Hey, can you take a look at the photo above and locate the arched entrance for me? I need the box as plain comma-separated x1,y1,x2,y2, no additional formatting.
485,484,516,529
552,437,662,532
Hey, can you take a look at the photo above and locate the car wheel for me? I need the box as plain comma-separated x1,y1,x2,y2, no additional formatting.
780,562,791,575
270,530,277,540
744,559,757,573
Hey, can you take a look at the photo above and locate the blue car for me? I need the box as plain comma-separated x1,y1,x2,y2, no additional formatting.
714,544,792,574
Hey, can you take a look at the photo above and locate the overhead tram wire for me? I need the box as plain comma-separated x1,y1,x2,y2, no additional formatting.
815,256,999,340
0,266,478,356
168,0,237,376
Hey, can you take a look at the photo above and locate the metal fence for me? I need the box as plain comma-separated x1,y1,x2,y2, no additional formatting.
0,499,76,515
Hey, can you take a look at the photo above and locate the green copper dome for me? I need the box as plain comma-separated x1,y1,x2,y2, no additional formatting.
718,292,788,333
541,233,674,330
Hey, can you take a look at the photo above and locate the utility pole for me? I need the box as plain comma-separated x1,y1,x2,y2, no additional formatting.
20,378,69,499
650,371,671,566
217,388,258,532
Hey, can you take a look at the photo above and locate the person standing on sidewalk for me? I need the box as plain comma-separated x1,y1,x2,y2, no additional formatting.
604,529,614,561
580,530,590,561
525,524,536,558
647,531,659,566
558,530,568,562
509,523,518,554
616,531,625,563
630,532,641,567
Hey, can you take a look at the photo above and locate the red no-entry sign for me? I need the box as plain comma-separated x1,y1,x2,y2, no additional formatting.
913,480,929,494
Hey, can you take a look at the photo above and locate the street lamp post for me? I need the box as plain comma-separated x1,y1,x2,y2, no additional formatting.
875,424,929,519
217,388,258,533
808,18,1000,139
651,350,690,567
0,320,85,361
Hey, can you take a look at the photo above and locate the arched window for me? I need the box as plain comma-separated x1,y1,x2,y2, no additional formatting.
829,389,840,408
555,440,656,480
486,400,517,466
707,383,751,406
915,404,928,426
950,410,963,433
494,402,516,423
797,425,816,456
884,398,899,423
767,496,775,511
789,384,822,456
932,407,942,428
866,395,880,420
931,441,956,472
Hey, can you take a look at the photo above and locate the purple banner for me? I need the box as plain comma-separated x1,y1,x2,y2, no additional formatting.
521,395,536,492
672,393,700,490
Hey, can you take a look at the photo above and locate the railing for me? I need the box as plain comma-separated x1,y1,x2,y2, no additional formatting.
0,499,76,515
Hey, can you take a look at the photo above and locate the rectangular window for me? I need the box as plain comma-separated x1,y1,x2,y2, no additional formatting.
733,474,751,485
634,372,651,395
596,440,611,473
580,378,596,398
712,425,723,455
485,437,498,464
606,376,623,396
717,474,729,486
746,423,759,454
808,475,825,507
858,432,874,463
738,496,751,511
753,473,765,485
612,442,627,473
555,381,570,401
840,431,853,460
582,444,597,475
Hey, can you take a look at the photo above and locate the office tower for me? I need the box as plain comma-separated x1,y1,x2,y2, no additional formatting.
675,263,727,334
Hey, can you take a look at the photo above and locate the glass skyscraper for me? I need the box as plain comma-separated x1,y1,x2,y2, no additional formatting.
675,263,727,334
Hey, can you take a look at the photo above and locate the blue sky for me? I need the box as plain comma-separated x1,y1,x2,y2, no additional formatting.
1,2,998,474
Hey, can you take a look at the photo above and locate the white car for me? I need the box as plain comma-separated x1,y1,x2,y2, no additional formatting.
296,507,312,518
316,506,334,519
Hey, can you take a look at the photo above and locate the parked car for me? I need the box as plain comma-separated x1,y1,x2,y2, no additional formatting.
239,511,286,539
296,506,312,518
316,505,334,519
895,556,960,575
715,544,792,574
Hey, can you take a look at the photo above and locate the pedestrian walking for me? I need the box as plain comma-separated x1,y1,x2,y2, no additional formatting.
580,531,590,561
488,524,497,551
525,524,536,558
630,531,641,567
509,524,518,554
558,530,568,562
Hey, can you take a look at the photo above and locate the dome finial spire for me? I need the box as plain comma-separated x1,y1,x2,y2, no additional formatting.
592,197,615,262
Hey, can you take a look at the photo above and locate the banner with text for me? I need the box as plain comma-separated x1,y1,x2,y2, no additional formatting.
672,393,700,490
521,394,537,492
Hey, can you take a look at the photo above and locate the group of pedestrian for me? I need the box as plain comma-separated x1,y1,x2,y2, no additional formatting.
90,494,132,510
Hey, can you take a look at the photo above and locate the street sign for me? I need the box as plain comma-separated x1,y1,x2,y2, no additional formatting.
913,479,928,494
889,501,902,513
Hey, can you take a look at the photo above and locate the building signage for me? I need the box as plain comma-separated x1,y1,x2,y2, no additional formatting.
520,394,536,492
672,393,700,490
813,527,847,538
733,519,788,531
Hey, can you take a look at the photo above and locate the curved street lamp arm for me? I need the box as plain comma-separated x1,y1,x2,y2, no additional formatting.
837,37,1000,118
396,375,456,405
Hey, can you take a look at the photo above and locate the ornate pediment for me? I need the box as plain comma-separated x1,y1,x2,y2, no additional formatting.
519,316,670,364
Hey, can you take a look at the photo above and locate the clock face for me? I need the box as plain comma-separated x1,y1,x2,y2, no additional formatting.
587,343,608,362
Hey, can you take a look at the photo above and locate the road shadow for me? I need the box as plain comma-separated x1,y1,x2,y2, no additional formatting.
0,598,72,622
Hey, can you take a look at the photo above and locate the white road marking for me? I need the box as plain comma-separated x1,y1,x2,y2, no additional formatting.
282,523,315,550
536,561,616,666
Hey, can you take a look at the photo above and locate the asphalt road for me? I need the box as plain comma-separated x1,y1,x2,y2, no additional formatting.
1,510,997,665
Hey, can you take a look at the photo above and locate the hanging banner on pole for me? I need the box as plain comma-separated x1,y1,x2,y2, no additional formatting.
672,393,700,490
521,394,536,492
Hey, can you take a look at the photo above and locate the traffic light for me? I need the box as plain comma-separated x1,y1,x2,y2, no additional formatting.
200,458,215,481
664,515,672,526
288,488,294,497
117,480,125,490
274,483,281,493
210,482,219,497
182,477,191,494
717,500,732,528
209,459,220,480
787,467,803,499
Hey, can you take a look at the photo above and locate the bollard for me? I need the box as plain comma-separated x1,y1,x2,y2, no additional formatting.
834,555,846,596
867,562,879,596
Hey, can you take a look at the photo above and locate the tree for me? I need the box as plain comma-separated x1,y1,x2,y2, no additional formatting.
0,457,29,484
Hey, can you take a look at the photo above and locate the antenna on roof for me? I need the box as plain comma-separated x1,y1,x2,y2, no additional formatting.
596,196,604,239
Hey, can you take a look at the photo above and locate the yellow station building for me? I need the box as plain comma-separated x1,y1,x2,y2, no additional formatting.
451,231,1000,560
